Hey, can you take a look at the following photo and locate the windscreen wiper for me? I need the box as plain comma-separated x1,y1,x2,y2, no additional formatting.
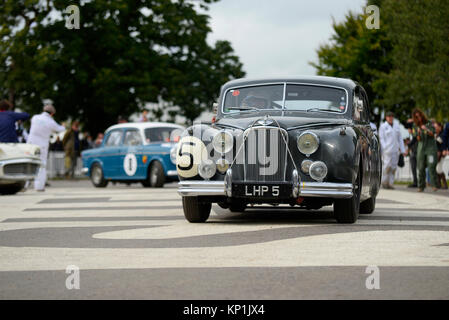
306,108,342,113
227,107,260,112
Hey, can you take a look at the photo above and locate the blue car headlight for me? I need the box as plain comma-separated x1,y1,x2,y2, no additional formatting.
170,146,177,164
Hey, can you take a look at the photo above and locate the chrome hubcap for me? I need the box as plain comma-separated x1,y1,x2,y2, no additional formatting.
151,168,158,184
92,167,101,184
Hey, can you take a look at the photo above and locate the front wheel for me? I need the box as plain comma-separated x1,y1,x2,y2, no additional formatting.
360,197,376,214
0,182,25,195
334,169,361,223
182,197,211,223
90,164,108,188
142,161,165,188
229,202,247,212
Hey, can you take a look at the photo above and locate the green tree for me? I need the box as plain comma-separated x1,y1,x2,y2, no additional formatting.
312,0,449,123
0,0,245,134
381,0,449,121
310,0,394,123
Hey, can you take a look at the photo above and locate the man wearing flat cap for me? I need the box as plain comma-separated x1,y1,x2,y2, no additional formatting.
379,111,406,189
27,103,66,191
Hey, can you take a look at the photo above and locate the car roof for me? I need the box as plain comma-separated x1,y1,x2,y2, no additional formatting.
221,75,357,92
105,122,184,133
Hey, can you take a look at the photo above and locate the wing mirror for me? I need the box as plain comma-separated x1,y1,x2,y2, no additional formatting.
356,99,364,112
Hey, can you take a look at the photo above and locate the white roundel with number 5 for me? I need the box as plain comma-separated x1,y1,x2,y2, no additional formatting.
176,136,208,178
123,153,138,176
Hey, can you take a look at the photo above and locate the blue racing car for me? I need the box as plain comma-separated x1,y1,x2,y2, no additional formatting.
82,122,184,188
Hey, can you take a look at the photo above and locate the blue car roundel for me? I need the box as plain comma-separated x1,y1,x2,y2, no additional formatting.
81,122,184,188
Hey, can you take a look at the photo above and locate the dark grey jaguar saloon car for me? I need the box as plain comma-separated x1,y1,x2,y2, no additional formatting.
176,76,382,224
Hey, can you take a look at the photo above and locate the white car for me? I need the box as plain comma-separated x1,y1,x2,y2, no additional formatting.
0,143,41,194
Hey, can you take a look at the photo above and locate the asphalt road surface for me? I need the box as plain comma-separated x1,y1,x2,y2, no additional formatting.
1,180,448,299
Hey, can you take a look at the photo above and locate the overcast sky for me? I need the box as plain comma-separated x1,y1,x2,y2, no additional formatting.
207,0,366,78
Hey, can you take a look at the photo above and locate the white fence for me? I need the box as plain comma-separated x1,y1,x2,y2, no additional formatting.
47,151,83,178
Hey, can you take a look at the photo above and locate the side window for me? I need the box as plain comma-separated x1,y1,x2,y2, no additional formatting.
124,130,143,146
362,91,371,124
104,130,123,147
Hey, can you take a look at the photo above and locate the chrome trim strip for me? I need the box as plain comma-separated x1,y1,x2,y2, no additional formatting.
0,158,41,165
166,170,178,176
300,182,353,199
178,180,226,196
83,151,169,159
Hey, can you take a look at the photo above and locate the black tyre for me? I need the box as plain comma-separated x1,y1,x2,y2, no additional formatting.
143,161,165,188
0,182,25,195
90,163,108,188
360,197,376,214
217,202,229,209
334,168,361,223
182,197,211,223
229,202,246,212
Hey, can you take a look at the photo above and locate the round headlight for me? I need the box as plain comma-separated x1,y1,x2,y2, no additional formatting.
309,161,328,181
170,146,177,164
212,131,233,154
216,158,230,174
301,159,313,174
198,159,217,179
297,131,319,156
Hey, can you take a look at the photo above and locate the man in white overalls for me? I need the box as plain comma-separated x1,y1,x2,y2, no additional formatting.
27,104,66,191
379,111,406,189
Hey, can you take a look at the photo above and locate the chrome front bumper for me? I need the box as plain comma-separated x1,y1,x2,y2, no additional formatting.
178,180,353,199
166,170,178,177
178,181,228,196
0,157,42,181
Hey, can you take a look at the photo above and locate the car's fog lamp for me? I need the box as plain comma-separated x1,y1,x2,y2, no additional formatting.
216,158,230,173
301,159,313,174
309,161,328,182
198,159,216,179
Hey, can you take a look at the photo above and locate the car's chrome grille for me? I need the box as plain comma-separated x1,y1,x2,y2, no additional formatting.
240,126,288,182
3,163,39,176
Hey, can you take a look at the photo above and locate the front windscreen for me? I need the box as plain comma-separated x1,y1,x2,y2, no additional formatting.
222,83,347,114
144,127,182,143
223,84,284,113
284,84,346,112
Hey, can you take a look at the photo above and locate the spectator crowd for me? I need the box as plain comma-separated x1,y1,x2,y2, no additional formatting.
379,109,449,192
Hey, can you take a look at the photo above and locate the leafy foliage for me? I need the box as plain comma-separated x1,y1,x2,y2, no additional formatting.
310,0,392,123
381,0,449,121
0,0,245,134
311,0,449,123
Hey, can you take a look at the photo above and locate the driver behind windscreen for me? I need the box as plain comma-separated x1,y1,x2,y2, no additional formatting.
241,91,267,109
